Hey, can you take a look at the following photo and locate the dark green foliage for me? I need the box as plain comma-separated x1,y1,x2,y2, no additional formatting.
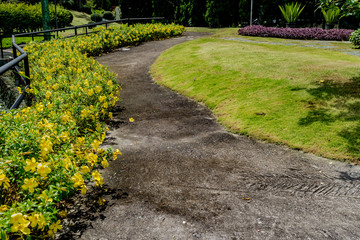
81,4,92,14
0,2,73,34
102,11,114,20
93,0,112,11
152,0,177,23
119,0,153,18
90,0,360,28
91,13,103,22
204,0,240,27
176,0,206,26
62,0,86,11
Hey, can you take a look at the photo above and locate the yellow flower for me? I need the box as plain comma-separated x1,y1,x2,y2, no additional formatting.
71,173,84,188
109,112,113,119
80,185,87,194
62,156,73,170
80,109,90,118
36,103,44,113
60,131,70,142
22,178,38,193
39,190,53,203
10,213,31,235
97,148,105,156
29,213,46,229
129,117,135,122
0,205,8,212
24,158,38,172
45,91,51,99
61,112,72,124
91,139,101,150
101,158,109,168
112,149,122,160
37,163,51,177
88,89,94,96
58,210,68,218
39,137,53,158
0,171,10,189
99,95,106,102
92,170,103,187
48,220,62,237
95,86,103,93
85,152,98,166
80,165,90,174
103,102,109,109
97,197,106,206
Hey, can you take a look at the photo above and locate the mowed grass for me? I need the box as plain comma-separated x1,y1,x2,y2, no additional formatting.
151,37,360,161
69,10,91,26
1,36,44,48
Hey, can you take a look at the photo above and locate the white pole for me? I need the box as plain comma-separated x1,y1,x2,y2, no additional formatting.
250,0,253,26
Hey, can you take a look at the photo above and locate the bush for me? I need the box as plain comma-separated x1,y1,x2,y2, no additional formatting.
0,2,73,34
349,29,360,48
91,13,103,22
0,23,184,239
81,4,92,14
102,11,114,20
238,25,354,41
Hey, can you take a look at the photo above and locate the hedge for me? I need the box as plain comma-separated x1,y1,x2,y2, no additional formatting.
0,3,73,34
238,25,354,41
0,23,185,239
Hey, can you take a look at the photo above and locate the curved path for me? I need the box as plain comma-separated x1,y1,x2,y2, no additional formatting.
65,32,360,239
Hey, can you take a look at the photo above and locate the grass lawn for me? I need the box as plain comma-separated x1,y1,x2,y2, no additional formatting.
1,36,44,48
151,29,360,162
69,10,91,26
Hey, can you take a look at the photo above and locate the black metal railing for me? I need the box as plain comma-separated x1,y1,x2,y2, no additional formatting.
0,17,164,110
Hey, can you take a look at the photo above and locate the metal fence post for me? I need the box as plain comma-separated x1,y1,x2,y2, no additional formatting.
24,55,30,85
12,38,17,59
0,36,3,59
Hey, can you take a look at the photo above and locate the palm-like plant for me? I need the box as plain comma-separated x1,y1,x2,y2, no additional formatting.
321,4,341,24
278,2,305,23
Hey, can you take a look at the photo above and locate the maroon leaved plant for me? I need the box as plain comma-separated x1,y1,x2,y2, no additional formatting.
238,25,353,41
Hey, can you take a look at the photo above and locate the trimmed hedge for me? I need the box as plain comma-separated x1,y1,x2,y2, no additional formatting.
238,25,354,41
0,3,73,34
0,23,185,239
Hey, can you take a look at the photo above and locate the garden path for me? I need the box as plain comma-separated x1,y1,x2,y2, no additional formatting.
60,32,360,240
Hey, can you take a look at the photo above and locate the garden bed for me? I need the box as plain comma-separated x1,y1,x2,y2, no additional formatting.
238,25,354,41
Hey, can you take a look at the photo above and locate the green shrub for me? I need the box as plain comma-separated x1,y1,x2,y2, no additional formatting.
102,11,114,20
349,29,360,48
0,2,73,34
81,4,92,14
91,13,103,22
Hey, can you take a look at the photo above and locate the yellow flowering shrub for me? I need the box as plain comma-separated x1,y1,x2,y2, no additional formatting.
0,23,184,239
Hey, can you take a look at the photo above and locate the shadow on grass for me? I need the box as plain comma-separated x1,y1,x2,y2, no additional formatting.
298,76,360,157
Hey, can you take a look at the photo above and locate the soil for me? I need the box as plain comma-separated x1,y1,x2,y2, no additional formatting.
58,32,360,240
